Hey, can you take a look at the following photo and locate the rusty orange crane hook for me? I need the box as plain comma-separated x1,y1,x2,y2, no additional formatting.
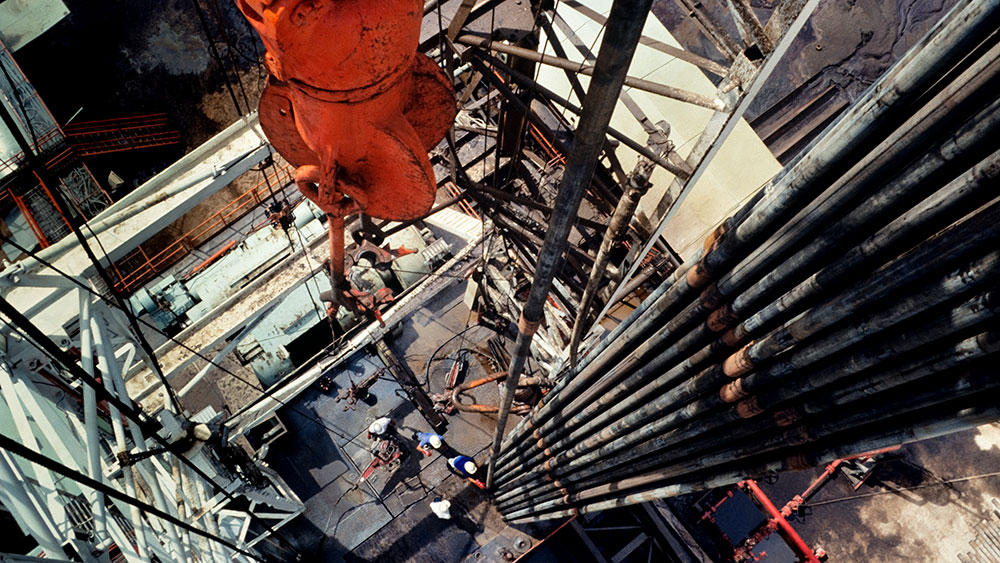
236,0,456,293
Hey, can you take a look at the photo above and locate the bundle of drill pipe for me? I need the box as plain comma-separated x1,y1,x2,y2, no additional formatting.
492,0,1000,523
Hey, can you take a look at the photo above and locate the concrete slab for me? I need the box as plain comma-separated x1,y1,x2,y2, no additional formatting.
753,424,1000,562
0,0,68,51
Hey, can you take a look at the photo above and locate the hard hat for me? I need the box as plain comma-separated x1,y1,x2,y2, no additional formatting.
429,435,442,449
464,461,478,474
430,498,451,519
369,419,387,435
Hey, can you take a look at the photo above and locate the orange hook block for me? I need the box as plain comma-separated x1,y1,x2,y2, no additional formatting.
237,0,456,220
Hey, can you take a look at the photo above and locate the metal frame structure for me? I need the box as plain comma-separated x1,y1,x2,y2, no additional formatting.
451,0,822,486
0,36,111,248
1,0,996,559
0,271,305,561
491,0,1000,522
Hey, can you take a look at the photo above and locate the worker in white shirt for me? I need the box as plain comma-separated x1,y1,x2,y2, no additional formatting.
429,496,451,520
367,416,393,440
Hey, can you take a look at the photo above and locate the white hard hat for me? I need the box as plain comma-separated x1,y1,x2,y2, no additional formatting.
464,461,478,474
369,419,387,435
429,435,442,449
430,498,451,519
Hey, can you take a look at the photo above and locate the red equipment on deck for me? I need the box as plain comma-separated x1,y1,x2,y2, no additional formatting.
358,436,403,484
700,446,899,562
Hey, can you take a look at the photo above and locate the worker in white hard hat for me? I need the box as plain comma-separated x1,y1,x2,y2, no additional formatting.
415,431,444,456
429,496,451,520
367,416,392,439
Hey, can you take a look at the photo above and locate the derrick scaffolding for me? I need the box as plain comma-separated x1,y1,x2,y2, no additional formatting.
0,0,998,559
0,99,304,560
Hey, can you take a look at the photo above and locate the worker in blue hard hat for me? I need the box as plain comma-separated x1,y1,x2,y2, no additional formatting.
448,454,485,488
415,431,444,456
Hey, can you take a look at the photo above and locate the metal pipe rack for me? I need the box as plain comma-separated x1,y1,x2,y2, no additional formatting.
491,0,1000,522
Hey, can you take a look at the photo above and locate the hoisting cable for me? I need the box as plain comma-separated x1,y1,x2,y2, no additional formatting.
0,75,186,416
0,431,267,562
189,0,249,117
0,297,304,559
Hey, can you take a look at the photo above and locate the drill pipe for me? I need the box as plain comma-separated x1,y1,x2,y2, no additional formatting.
531,212,1000,481
496,0,999,460
503,361,1000,513
500,192,755,458
496,285,1000,501
485,0,656,488
474,49,693,180
494,92,1000,478
497,279,1000,505
506,402,1000,522
495,237,1000,500
496,297,1000,508
456,35,726,111
503,370,1000,519
569,166,654,365
492,129,1000,485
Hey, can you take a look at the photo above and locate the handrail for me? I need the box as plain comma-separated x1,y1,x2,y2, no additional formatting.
113,164,295,293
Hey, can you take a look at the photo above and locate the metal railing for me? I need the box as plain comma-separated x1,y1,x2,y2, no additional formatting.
112,164,295,293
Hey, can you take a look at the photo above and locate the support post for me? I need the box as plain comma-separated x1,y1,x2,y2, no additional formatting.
485,0,657,488
77,289,108,535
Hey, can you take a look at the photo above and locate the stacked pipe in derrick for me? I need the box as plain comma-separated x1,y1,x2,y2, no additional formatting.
492,0,1000,522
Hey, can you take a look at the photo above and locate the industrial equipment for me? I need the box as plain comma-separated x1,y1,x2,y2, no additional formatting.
235,0,456,315
332,368,384,411
358,433,404,484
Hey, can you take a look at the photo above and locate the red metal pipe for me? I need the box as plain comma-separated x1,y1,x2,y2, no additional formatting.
740,479,821,563
186,240,238,279
328,212,346,290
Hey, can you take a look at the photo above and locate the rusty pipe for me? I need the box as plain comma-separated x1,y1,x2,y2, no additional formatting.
456,35,726,112
502,378,1000,519
568,165,654,365
496,291,1000,508
498,241,1000,501
505,399,1000,521
475,50,693,179
493,101,1000,484
503,0,1000,457
484,0,656,489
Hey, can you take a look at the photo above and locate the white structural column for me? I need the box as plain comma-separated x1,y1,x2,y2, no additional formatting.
132,461,189,561
76,289,108,535
0,450,66,557
90,314,150,561
0,358,69,535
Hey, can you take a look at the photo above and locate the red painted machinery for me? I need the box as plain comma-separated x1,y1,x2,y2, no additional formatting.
358,435,403,484
699,446,899,562
236,0,456,302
